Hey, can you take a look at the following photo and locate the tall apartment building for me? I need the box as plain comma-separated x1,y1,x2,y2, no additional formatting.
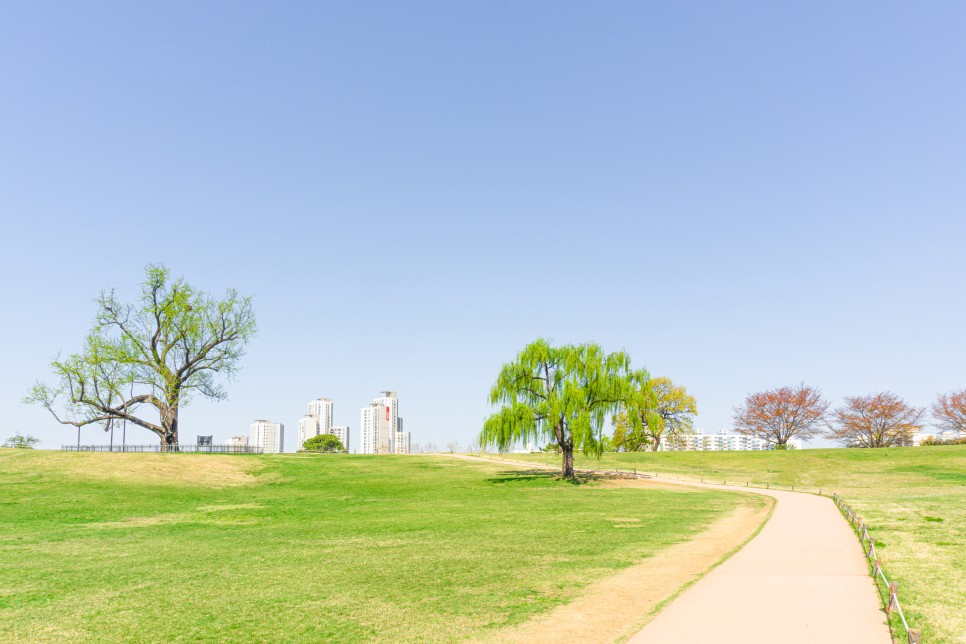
250,420,284,453
298,397,334,448
330,426,350,452
360,391,407,454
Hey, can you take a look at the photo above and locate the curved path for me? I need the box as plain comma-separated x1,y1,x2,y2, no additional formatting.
445,455,890,643
630,479,890,643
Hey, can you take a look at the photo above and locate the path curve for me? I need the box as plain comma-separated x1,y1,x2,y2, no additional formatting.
631,479,890,643
444,455,890,643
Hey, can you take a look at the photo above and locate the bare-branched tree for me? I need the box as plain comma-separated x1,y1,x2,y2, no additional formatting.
827,392,925,448
931,389,966,435
732,383,828,448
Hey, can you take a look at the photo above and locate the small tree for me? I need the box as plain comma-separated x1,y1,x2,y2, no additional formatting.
932,389,966,435
613,376,697,451
480,339,632,480
733,383,828,448
3,433,40,449
25,264,256,446
446,441,460,453
827,392,925,448
303,434,345,453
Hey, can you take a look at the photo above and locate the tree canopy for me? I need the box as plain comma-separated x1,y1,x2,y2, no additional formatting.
25,264,256,445
613,376,697,451
3,433,40,449
931,389,966,434
303,433,346,453
480,339,634,480
732,383,828,447
827,392,925,448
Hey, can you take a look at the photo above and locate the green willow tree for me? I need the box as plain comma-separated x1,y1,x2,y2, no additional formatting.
26,264,256,446
480,339,635,480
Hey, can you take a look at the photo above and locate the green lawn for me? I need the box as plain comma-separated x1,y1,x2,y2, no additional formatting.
514,446,966,643
0,451,755,642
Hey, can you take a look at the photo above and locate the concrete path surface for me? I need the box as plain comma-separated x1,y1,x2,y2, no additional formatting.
630,480,891,643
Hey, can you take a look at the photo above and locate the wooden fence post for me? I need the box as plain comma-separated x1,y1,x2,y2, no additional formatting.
867,539,875,558
886,582,898,614
907,628,921,644
873,559,881,578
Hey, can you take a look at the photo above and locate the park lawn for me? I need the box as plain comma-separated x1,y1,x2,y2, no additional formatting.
0,451,757,642
515,446,966,643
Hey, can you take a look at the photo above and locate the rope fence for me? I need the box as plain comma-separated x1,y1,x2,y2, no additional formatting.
833,493,920,644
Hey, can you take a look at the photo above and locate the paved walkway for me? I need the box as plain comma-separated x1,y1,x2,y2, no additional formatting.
446,455,890,643
631,480,891,643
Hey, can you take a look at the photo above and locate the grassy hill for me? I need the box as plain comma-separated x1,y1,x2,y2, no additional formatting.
514,446,966,643
0,451,756,642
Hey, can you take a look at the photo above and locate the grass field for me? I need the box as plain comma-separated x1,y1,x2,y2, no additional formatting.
0,451,759,642
514,446,966,643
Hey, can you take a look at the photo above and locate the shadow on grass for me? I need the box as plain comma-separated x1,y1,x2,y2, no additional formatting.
484,469,602,485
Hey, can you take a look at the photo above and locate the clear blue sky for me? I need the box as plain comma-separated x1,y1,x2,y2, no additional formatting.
2,2,964,450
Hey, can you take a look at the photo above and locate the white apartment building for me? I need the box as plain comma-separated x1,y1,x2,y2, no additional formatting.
331,425,350,451
394,431,411,454
664,429,801,452
298,397,334,448
250,419,284,454
360,391,400,454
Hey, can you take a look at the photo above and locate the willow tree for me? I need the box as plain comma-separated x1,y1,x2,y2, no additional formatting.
26,264,256,446
613,376,697,451
480,339,633,480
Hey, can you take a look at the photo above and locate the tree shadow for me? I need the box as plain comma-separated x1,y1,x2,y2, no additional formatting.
484,469,599,485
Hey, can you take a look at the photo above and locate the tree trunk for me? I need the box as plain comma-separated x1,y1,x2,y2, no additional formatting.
161,403,179,449
561,442,575,480
651,434,662,452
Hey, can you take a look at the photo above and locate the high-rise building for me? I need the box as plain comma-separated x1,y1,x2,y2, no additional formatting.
297,397,334,449
394,431,411,454
330,426,350,451
250,419,284,453
360,391,399,454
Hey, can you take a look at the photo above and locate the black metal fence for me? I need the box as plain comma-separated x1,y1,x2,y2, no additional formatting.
61,444,263,454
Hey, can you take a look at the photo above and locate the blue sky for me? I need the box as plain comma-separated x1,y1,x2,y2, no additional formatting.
2,2,964,450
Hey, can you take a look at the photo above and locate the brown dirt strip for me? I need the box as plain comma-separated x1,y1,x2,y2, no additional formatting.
440,454,772,643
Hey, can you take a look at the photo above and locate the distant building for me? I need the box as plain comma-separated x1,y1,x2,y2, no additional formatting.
250,420,284,454
298,397,334,448
225,435,249,448
197,435,213,446
394,431,411,454
331,425,350,452
360,391,400,454
664,429,801,451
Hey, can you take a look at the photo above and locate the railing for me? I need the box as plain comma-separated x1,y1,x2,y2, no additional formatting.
62,444,264,454
832,493,920,644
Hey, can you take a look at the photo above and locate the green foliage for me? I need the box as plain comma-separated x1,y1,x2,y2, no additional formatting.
25,264,256,444
0,451,747,641
480,339,634,478
2,433,40,449
613,376,697,452
302,433,345,453
921,435,966,446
